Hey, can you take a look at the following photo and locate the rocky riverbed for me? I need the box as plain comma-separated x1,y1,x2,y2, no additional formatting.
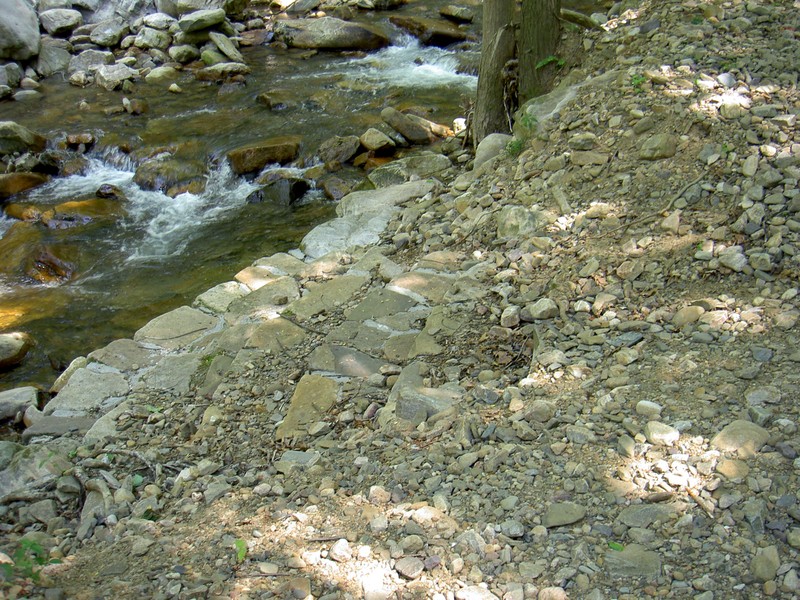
2,0,800,598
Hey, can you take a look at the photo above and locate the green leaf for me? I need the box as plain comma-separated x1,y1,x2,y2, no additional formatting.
608,541,625,551
132,474,144,488
234,539,248,563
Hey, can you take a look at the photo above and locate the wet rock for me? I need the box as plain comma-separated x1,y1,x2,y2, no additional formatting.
273,17,389,51
381,107,432,144
133,156,206,194
389,16,469,47
39,9,83,37
0,333,33,370
226,136,301,175
440,5,474,23
195,61,250,81
317,135,361,165
0,172,49,199
0,0,41,60
360,128,396,153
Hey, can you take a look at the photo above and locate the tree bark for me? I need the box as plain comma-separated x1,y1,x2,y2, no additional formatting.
518,0,561,103
473,0,515,143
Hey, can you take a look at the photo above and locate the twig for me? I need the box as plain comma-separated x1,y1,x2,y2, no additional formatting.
687,488,715,517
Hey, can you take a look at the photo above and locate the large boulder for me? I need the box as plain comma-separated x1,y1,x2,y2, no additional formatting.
273,17,389,51
133,156,207,195
317,135,361,165
388,16,468,47
36,37,72,77
89,18,130,47
381,107,431,144
226,136,301,175
68,49,115,74
0,121,47,157
94,62,138,90
0,172,50,198
39,8,83,37
0,0,40,60
178,8,226,32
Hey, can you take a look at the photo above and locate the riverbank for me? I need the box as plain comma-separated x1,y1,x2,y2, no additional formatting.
2,0,800,597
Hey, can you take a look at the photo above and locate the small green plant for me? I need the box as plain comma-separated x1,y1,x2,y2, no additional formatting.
1,539,60,586
535,55,566,70
629,73,647,93
519,113,539,131
234,539,248,563
608,541,625,551
505,138,525,157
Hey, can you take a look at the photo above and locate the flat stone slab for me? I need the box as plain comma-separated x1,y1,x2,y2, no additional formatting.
194,281,249,314
710,419,770,455
22,416,96,441
345,288,418,321
617,503,678,528
245,318,306,353
225,276,300,323
543,502,586,527
274,450,321,474
308,344,387,377
252,252,307,276
0,445,72,503
83,401,131,444
0,386,38,421
276,374,339,441
288,275,369,321
134,305,218,350
44,368,129,416
604,544,662,578
88,338,161,372
388,271,455,304
139,353,202,394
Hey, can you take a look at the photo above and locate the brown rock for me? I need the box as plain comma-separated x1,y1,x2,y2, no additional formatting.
226,136,301,175
0,172,49,199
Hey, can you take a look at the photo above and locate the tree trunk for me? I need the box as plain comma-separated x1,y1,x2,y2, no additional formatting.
518,0,561,103
473,0,515,144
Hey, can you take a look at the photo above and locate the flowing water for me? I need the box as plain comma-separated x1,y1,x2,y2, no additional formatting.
0,9,481,391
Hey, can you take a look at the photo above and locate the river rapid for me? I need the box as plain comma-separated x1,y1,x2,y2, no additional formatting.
0,5,480,391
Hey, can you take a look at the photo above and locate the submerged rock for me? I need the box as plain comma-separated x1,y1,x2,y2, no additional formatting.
273,17,389,51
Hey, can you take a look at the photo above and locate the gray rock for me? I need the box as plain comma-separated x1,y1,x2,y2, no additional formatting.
168,44,200,62
68,49,115,74
381,107,431,144
95,62,139,90
750,545,780,582
640,133,677,160
718,246,748,272
455,585,500,599
90,18,130,47
178,8,226,32
39,9,83,37
496,205,549,239
360,128,395,153
368,152,452,188
301,180,434,259
134,305,218,350
0,386,37,421
44,367,129,416
142,353,201,394
35,37,71,77
543,502,586,527
0,444,71,503
710,419,770,455
395,556,425,579
523,298,559,320
134,27,172,50
0,0,41,60
274,17,389,51
328,538,352,562
643,421,680,446
605,544,661,578
209,31,244,63
475,133,512,170
617,504,677,528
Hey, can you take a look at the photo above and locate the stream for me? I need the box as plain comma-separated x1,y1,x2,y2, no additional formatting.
0,6,481,391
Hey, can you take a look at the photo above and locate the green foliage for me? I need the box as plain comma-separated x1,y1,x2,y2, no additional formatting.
519,113,539,131
608,541,625,551
535,55,566,70
132,473,144,488
629,73,647,93
234,539,248,563
505,138,525,157
1,540,60,587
